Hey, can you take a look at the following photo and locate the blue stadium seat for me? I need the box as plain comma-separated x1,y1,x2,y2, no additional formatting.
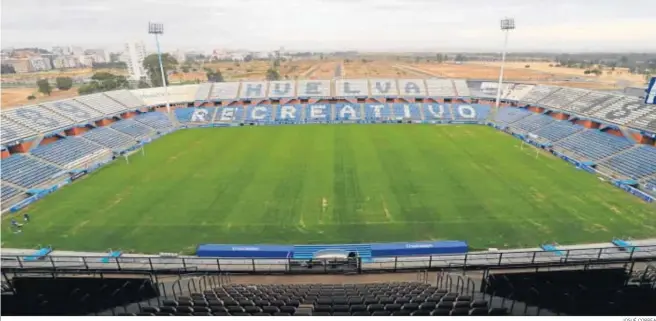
82,127,136,151
134,112,174,130
0,155,62,188
533,122,584,143
110,119,154,139
1,183,23,205
599,145,656,179
244,105,273,123
391,104,422,121
452,104,490,121
31,137,110,167
554,130,633,161
493,107,532,126
509,114,555,133
422,104,452,121
363,104,393,121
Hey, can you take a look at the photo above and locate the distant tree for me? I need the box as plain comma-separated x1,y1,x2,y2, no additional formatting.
78,72,128,95
1,64,16,74
36,79,52,96
266,68,280,81
109,52,122,62
142,53,178,87
583,70,591,75
362,58,369,63
454,54,467,62
414,57,420,63
27,95,36,100
138,80,151,88
620,56,629,67
244,54,253,62
92,62,127,69
55,77,73,90
524,65,530,68
319,54,324,60
205,68,224,82
436,53,445,63
548,64,554,67
273,59,280,68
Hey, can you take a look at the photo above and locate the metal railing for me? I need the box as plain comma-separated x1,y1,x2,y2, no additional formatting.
2,244,655,273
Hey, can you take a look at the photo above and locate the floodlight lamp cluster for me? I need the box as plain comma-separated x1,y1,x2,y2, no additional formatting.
500,18,515,30
148,22,164,34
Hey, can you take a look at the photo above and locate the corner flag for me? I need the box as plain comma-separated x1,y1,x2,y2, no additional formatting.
646,77,656,105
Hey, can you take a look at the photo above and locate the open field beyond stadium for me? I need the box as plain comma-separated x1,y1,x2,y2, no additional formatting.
2,125,655,254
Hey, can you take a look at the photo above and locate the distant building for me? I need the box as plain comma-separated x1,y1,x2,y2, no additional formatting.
29,57,52,71
4,59,32,73
85,49,107,64
173,50,186,63
78,55,96,67
71,46,85,57
123,42,148,80
52,56,79,69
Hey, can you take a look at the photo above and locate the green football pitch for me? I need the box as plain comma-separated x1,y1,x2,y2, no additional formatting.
2,125,655,253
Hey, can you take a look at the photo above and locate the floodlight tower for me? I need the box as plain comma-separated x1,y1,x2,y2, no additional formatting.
492,18,515,119
148,22,171,114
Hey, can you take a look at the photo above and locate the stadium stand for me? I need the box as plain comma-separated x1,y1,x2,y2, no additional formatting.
643,178,656,194
1,276,158,316
274,105,303,122
370,79,399,96
194,83,213,102
422,104,452,121
532,121,585,144
134,112,175,130
453,79,471,97
41,99,105,122
104,90,145,110
598,145,656,179
537,87,588,110
483,267,656,315
175,108,212,123
208,83,240,101
520,85,559,104
554,130,633,161
425,79,456,97
392,104,422,120
239,82,268,99
0,117,38,145
509,113,555,134
629,110,656,132
588,97,656,126
467,81,500,99
0,155,62,188
2,105,74,134
297,80,331,98
135,282,504,317
492,107,532,126
82,127,136,151
215,106,246,123
398,79,427,96
74,94,128,115
336,79,369,97
563,91,621,114
110,119,154,139
1,183,23,205
364,104,393,120
244,105,273,123
267,81,296,98
502,84,534,101
31,137,110,168
452,105,489,121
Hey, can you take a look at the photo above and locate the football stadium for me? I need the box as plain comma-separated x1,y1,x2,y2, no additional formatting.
3,75,656,316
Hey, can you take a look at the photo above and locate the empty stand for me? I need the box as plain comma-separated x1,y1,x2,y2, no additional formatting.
82,127,136,151
538,87,588,110
2,105,74,133
452,105,490,121
143,282,504,317
193,83,214,102
364,104,393,120
208,83,240,101
533,121,584,144
422,104,452,121
392,104,422,120
502,84,534,101
110,119,154,139
598,145,656,179
588,97,656,126
0,117,38,145
1,183,23,206
425,79,456,97
0,155,62,188
336,79,369,97
493,107,532,126
453,79,471,97
629,109,656,132
370,79,399,96
564,91,621,114
297,80,331,97
75,94,129,115
483,268,656,315
267,81,296,98
398,79,427,96
521,85,559,104
31,137,110,168
554,130,633,161
134,112,175,130
244,105,273,123
509,114,555,134
104,90,145,109
41,99,104,122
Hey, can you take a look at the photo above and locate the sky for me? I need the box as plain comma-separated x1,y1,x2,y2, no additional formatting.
1,0,656,53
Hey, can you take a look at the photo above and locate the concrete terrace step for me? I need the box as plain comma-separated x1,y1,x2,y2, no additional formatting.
292,244,372,260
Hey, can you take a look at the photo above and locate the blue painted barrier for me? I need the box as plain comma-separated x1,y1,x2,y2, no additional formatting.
612,239,636,252
196,244,293,258
100,251,123,263
370,241,468,257
540,244,564,256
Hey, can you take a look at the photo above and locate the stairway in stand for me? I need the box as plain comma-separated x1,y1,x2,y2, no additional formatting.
292,244,373,262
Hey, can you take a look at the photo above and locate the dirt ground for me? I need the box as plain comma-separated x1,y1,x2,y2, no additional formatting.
1,87,81,109
344,60,412,79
